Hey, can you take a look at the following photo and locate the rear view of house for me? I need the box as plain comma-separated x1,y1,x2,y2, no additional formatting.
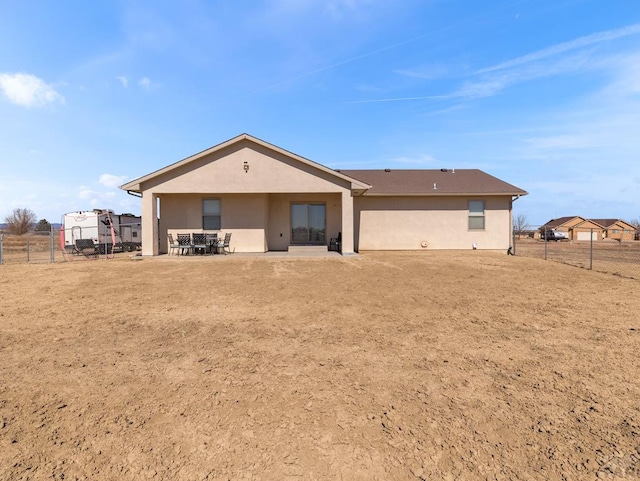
120,134,527,256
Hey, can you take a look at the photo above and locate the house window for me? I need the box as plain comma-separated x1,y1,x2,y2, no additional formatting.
468,200,485,230
203,199,221,230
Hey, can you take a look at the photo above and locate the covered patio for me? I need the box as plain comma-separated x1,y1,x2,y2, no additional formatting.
122,134,370,256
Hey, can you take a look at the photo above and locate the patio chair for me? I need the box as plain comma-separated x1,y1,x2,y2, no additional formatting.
167,234,181,255
222,232,233,254
192,233,208,255
205,233,218,254
176,234,193,255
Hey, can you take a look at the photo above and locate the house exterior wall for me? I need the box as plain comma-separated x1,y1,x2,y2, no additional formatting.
354,196,513,250
267,193,341,251
142,141,353,194
130,137,523,256
162,193,269,253
162,192,342,253
563,217,585,229
139,140,356,254
572,220,603,241
603,221,635,241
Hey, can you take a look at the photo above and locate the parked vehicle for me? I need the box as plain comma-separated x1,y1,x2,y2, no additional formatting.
61,209,141,254
541,229,568,241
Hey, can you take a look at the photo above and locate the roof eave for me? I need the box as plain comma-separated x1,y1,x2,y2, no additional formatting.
362,191,528,197
118,133,371,192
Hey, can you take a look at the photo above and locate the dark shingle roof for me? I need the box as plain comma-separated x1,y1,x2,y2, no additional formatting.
542,216,581,228
589,219,619,228
338,169,527,196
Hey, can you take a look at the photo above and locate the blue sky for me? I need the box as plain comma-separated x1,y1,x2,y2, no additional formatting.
1,0,639,227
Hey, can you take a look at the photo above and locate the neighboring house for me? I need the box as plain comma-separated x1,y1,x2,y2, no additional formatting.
119,134,527,256
540,217,636,241
571,219,604,241
590,219,636,241
538,216,584,239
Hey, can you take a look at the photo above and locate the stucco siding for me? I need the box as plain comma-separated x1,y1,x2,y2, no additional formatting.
161,193,269,253
355,196,512,250
142,141,351,194
267,193,342,251
159,192,345,253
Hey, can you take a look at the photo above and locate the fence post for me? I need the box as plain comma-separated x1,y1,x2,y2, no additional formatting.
50,226,55,263
0,233,3,265
544,235,548,260
27,236,30,263
590,228,593,270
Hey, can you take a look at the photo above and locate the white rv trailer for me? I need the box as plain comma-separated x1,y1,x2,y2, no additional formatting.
61,209,141,254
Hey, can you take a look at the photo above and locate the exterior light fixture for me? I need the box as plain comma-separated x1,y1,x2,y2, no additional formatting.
243,161,249,173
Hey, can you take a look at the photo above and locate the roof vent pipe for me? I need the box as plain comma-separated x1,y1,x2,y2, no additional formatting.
384,168,391,172
452,168,455,173
433,183,437,190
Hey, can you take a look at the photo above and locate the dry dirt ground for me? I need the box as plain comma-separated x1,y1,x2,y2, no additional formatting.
1,251,639,481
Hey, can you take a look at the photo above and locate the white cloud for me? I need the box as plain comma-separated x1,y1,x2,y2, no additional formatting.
477,23,640,75
77,185,118,209
99,174,128,188
117,76,129,88
323,0,376,18
0,72,64,108
445,24,640,101
268,0,376,17
139,77,152,89
389,154,439,166
447,50,593,100
78,186,94,200
394,64,451,80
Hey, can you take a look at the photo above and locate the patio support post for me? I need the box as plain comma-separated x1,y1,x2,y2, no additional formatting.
341,190,355,255
141,192,159,256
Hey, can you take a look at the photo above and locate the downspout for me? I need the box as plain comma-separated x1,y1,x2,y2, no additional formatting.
510,194,521,255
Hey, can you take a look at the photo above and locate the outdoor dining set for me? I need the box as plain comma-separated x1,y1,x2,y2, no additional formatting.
168,232,232,255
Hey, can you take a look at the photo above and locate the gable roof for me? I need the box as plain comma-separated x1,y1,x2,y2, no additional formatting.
543,217,636,230
541,216,583,229
120,133,371,193
589,219,636,229
338,169,527,196
119,133,527,197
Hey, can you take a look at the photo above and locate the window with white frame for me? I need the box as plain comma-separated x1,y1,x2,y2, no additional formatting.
468,200,485,230
203,199,221,230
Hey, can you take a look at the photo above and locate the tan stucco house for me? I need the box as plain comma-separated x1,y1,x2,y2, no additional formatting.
120,134,527,256
539,216,586,240
590,219,636,241
540,217,636,241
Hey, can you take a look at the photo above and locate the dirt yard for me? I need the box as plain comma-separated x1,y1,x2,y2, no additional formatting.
1,252,639,480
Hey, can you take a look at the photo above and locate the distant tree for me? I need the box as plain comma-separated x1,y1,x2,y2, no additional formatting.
4,208,37,235
513,213,530,236
35,218,52,234
626,218,640,229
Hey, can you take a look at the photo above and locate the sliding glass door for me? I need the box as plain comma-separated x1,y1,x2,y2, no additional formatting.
291,203,326,245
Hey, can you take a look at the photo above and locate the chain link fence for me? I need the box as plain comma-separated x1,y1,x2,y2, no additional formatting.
0,222,142,265
0,227,60,265
513,226,640,280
